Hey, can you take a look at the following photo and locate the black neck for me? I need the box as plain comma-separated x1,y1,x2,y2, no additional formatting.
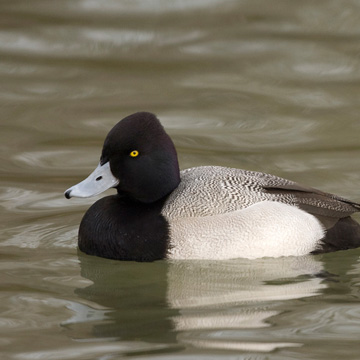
78,195,170,261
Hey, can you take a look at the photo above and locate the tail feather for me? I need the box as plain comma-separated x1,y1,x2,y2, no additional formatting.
312,216,360,254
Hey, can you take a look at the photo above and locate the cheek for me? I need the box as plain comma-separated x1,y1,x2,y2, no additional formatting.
109,157,124,179
110,157,142,184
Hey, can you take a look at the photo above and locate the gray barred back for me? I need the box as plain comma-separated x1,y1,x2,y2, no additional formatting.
161,166,360,221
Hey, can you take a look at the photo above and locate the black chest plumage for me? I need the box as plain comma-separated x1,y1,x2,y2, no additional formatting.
78,195,170,261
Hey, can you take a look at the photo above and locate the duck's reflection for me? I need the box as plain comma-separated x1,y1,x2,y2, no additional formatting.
166,256,327,351
72,253,330,353
73,255,177,345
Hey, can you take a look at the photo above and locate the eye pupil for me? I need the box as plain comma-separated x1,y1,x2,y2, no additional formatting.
130,150,139,157
96,176,102,181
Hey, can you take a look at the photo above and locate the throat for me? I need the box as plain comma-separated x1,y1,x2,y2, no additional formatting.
78,195,170,261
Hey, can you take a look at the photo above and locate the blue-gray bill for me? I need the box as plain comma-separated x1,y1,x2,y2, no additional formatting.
64,162,119,199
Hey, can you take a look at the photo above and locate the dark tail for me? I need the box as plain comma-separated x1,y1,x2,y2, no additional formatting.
312,216,360,254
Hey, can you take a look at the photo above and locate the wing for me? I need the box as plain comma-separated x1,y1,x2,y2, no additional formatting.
263,182,360,228
162,166,360,229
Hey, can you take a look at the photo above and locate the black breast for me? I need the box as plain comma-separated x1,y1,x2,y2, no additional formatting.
78,195,170,261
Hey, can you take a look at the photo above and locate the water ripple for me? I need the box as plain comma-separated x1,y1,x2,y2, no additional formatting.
2,223,77,249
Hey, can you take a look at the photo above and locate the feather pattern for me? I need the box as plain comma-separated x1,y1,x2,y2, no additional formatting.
162,166,360,224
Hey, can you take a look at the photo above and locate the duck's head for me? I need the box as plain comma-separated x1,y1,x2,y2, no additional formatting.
64,112,180,203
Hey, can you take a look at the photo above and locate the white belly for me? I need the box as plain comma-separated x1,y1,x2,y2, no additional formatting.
167,201,325,260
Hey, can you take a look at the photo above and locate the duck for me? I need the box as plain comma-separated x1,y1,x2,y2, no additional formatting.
65,112,360,261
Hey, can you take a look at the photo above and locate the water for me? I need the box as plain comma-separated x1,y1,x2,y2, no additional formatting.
1,1,360,359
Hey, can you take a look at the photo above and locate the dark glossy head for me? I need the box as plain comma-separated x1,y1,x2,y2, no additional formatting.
65,112,180,203
101,112,180,202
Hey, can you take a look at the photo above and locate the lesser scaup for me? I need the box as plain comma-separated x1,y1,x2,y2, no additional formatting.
65,112,360,261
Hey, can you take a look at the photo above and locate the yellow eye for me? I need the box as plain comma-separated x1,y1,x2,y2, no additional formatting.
130,150,139,158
